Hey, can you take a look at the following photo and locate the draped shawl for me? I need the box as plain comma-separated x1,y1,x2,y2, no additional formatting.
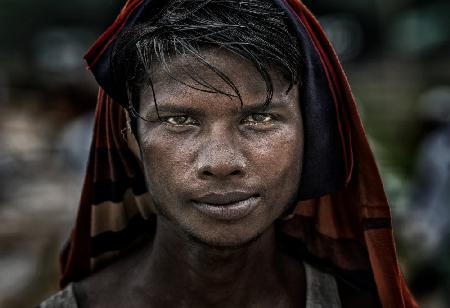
59,1,417,307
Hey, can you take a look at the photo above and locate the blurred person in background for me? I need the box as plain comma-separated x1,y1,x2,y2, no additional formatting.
37,0,417,307
402,86,450,306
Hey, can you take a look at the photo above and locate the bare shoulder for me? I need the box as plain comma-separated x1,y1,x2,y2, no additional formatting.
74,263,125,307
74,247,147,307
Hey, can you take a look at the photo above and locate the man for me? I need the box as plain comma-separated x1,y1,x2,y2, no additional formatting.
39,0,417,307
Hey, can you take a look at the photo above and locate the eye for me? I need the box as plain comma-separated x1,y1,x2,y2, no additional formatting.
242,113,277,125
162,116,199,126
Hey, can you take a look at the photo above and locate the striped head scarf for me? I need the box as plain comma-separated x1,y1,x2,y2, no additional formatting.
59,0,417,307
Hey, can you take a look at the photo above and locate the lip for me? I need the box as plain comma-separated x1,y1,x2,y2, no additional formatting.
192,192,260,221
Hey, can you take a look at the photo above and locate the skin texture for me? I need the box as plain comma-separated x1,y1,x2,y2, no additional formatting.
136,48,304,248
74,49,381,307
77,49,306,307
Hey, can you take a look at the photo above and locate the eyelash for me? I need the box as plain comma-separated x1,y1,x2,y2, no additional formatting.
161,113,278,128
161,116,199,126
241,113,278,125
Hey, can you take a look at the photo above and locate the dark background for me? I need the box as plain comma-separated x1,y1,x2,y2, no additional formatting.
0,0,449,307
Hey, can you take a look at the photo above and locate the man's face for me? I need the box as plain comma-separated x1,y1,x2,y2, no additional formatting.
137,49,303,247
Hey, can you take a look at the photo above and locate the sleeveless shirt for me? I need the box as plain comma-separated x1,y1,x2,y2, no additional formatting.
38,262,342,307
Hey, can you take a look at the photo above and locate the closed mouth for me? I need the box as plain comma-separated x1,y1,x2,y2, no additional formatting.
191,193,261,221
192,192,259,205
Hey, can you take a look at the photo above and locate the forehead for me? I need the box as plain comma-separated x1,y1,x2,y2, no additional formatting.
139,48,299,113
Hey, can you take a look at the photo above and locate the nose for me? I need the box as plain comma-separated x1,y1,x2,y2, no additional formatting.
196,136,246,180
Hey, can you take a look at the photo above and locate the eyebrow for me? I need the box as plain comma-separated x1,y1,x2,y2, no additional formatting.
146,105,206,117
240,101,288,114
144,100,289,117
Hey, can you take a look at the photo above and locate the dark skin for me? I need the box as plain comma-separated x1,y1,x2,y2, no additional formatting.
75,49,381,307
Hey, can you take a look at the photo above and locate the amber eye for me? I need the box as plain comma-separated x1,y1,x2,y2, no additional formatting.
164,116,198,126
243,113,275,124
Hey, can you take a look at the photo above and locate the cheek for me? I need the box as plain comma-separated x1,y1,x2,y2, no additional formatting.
248,129,303,193
139,132,195,195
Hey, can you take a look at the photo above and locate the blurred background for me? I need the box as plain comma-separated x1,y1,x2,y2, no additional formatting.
0,0,449,307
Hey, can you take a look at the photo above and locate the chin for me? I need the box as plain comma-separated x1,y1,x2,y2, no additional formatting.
183,225,267,250
155,200,279,249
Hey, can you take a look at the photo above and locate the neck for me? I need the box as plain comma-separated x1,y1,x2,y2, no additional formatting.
137,216,288,306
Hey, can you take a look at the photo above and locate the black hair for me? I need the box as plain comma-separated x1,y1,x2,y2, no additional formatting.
111,0,302,132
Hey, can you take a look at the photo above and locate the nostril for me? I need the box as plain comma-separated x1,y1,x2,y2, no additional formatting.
203,170,214,176
200,169,243,178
